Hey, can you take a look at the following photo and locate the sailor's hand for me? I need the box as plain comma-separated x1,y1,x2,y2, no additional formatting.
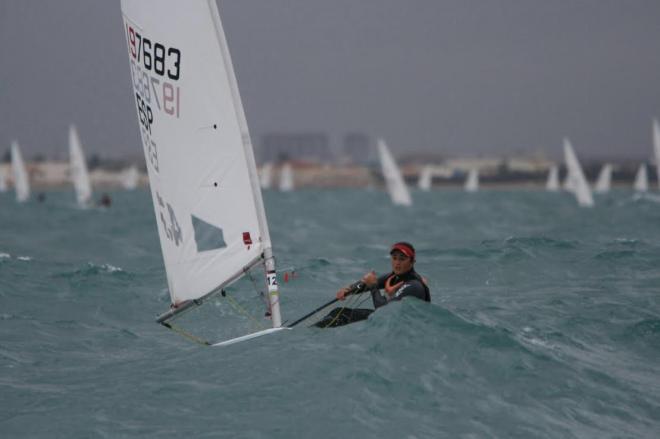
362,270,377,287
336,288,349,300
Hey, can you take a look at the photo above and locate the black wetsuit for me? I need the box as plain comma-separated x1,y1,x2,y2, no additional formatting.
371,270,431,309
313,269,431,328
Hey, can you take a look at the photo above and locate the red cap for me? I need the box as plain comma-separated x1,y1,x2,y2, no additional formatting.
390,242,415,260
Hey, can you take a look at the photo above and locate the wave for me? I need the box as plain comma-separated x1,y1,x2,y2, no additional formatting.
503,236,578,249
53,262,132,279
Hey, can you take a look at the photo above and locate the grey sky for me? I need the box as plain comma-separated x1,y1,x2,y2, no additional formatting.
1,0,659,162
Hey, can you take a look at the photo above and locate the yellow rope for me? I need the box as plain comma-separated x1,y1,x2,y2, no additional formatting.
224,293,268,331
321,291,366,328
163,322,211,346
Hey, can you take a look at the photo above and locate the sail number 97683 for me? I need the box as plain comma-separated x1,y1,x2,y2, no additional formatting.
127,25,181,80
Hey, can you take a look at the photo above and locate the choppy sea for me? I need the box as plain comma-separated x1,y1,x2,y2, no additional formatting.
1,187,659,438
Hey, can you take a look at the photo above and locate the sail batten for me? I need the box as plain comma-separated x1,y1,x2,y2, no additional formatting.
120,0,281,329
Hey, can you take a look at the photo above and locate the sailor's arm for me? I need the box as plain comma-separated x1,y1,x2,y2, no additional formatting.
336,270,379,300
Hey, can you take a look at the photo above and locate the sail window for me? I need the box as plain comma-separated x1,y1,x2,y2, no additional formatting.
192,215,227,252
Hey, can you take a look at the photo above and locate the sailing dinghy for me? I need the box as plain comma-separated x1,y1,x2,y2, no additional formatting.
69,124,93,207
0,163,7,192
634,164,648,193
546,165,560,192
594,164,612,194
278,162,294,192
377,139,412,206
563,138,594,207
464,168,479,193
11,141,30,203
418,165,432,191
121,165,140,190
120,0,283,346
259,162,273,190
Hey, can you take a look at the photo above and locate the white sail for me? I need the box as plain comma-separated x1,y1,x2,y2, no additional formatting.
11,141,30,203
377,139,412,206
563,139,594,207
120,0,281,331
69,124,93,207
634,164,648,192
121,165,140,190
0,165,7,192
418,165,432,191
562,169,576,193
278,162,294,192
464,168,479,192
653,119,660,190
259,162,273,189
594,164,612,194
546,165,559,191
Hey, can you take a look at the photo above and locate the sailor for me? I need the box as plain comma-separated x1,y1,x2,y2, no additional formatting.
98,193,112,208
314,242,430,327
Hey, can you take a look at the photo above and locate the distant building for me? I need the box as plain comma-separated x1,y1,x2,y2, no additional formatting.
341,132,373,165
259,133,331,164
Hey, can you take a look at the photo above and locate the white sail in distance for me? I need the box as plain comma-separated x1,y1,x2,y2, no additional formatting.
69,125,93,207
594,164,612,194
563,139,594,207
11,141,30,203
120,0,281,331
418,165,432,191
0,164,7,192
278,162,293,192
259,162,272,189
653,119,660,190
634,164,648,192
464,168,479,192
121,165,140,190
546,165,559,191
377,139,412,206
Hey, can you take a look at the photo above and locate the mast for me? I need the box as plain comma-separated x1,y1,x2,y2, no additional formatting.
208,0,281,327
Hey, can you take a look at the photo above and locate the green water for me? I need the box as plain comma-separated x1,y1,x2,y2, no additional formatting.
1,188,659,438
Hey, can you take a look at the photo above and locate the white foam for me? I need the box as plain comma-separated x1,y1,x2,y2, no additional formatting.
101,264,123,273
17,256,32,261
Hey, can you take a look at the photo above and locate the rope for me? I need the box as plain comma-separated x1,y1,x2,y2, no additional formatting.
224,292,268,331
320,291,368,328
162,322,211,346
245,268,271,316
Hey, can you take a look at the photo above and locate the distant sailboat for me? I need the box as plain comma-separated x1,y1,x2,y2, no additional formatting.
653,119,660,190
634,164,648,192
0,164,7,192
259,162,273,189
594,164,612,194
69,125,93,207
377,139,412,206
121,0,282,346
121,165,140,190
563,138,594,207
418,165,433,191
546,165,559,191
279,162,294,192
11,141,30,203
464,168,479,193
